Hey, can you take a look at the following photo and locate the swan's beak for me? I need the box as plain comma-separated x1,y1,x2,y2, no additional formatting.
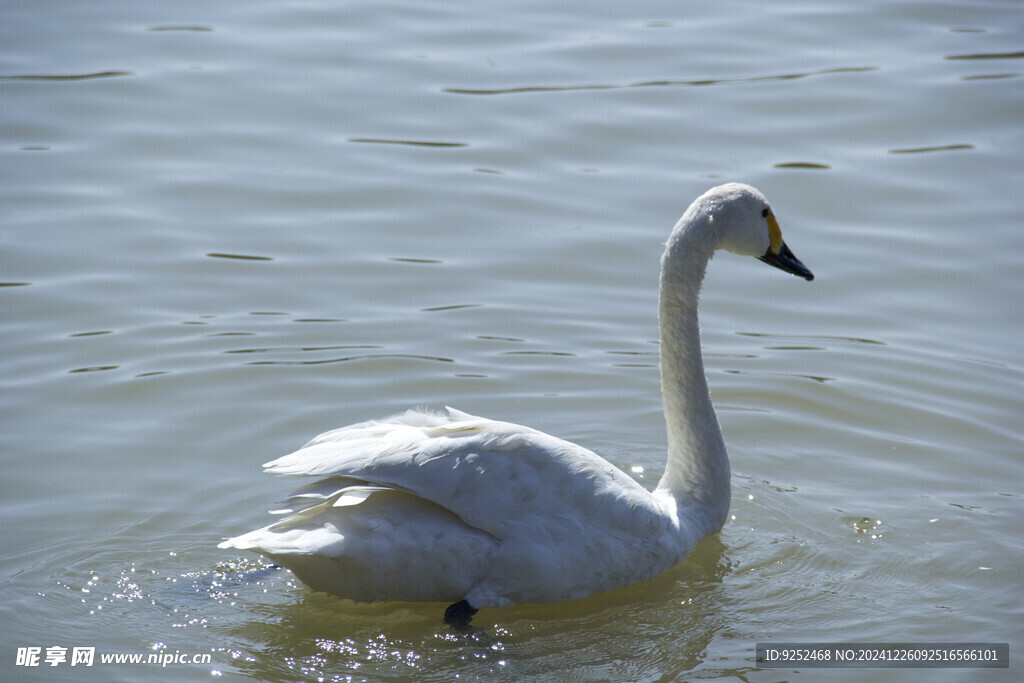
758,242,814,281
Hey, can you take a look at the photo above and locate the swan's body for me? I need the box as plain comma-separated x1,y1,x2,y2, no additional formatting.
220,183,813,619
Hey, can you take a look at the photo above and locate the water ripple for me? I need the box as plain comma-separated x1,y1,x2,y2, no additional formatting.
888,144,974,154
206,252,274,262
347,138,468,148
945,50,1024,60
444,66,876,95
0,71,131,81
245,353,455,366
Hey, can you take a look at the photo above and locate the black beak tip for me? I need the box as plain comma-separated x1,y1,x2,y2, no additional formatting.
759,243,814,282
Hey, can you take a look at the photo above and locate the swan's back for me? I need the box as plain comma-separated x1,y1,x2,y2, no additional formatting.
221,407,691,608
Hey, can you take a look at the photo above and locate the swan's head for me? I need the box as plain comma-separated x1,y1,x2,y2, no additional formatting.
702,183,814,281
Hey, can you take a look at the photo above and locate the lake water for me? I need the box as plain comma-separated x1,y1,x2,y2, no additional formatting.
2,0,1022,680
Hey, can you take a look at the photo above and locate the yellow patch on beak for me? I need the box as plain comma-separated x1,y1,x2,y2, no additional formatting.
766,213,783,255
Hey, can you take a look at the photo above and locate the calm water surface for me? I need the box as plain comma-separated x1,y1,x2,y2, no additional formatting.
2,0,1022,681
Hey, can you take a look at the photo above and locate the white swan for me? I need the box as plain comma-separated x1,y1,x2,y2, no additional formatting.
220,183,813,625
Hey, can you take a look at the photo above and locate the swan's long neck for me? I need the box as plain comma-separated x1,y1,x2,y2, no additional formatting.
655,212,731,535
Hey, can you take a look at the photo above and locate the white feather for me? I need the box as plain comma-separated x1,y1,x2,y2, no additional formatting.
219,183,813,609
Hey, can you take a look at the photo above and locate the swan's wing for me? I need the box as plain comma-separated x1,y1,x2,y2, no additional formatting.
219,479,500,602
224,408,686,605
261,407,658,541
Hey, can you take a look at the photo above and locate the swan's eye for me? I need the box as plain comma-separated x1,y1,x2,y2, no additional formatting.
761,208,770,218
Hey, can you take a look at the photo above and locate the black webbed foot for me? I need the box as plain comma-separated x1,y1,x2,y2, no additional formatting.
443,599,478,631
